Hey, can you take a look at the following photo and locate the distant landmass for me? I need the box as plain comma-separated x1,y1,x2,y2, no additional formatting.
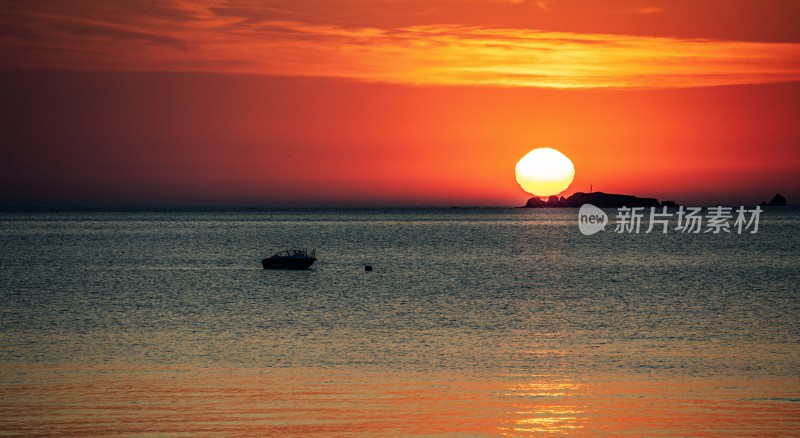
524,192,677,208
525,191,790,208
760,193,787,207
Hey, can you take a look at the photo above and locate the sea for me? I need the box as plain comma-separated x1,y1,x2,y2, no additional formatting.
1,207,798,436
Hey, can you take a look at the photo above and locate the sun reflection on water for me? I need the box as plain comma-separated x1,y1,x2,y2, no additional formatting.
2,365,799,436
498,380,587,436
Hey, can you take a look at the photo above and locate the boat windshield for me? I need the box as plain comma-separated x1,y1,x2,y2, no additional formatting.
271,249,309,258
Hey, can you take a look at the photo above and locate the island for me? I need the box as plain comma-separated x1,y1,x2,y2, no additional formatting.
760,193,787,207
524,192,678,208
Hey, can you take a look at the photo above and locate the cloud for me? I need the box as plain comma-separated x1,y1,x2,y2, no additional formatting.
1,1,799,89
52,20,188,50
636,6,663,15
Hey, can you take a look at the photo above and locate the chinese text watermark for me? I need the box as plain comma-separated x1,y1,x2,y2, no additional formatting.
578,205,762,236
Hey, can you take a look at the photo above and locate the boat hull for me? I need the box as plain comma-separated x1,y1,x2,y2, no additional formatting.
261,257,316,270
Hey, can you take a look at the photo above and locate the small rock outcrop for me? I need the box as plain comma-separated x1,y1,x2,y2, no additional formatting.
767,193,787,206
525,197,549,208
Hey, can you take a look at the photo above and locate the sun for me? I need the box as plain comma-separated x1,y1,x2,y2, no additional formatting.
515,148,575,197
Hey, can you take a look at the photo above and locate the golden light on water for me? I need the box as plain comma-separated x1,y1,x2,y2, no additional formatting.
499,381,587,435
3,365,798,436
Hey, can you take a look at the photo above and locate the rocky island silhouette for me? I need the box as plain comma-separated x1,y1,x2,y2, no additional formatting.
524,192,788,208
524,192,677,208
760,193,787,207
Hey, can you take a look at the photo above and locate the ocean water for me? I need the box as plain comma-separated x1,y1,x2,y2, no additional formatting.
1,207,798,436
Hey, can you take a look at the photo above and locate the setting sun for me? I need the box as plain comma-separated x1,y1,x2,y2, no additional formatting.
515,148,575,197
1,2,799,437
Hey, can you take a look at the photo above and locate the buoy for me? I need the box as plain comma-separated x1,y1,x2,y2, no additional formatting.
365,265,373,272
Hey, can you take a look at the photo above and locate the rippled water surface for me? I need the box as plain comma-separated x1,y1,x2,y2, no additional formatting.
1,208,798,436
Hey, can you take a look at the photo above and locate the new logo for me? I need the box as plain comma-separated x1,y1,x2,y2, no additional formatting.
578,204,608,235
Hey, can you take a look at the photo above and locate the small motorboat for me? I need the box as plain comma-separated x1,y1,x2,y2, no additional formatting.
261,249,316,270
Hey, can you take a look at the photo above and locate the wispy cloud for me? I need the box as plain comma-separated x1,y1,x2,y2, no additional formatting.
636,6,663,15
1,1,799,89
536,1,554,12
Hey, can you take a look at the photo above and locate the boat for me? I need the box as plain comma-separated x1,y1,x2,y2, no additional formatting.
261,249,316,270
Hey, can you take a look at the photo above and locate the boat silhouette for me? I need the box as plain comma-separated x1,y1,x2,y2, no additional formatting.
261,249,317,270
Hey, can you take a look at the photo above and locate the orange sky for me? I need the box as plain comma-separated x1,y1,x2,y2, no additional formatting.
1,0,799,206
